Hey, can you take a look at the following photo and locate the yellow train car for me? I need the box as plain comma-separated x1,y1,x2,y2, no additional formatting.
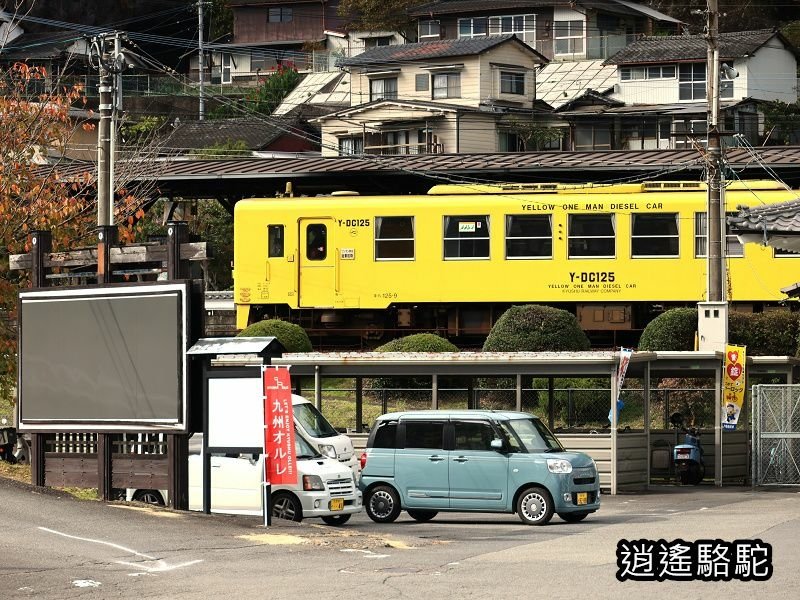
233,180,800,345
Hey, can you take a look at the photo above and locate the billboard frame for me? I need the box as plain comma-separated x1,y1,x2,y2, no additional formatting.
17,281,191,433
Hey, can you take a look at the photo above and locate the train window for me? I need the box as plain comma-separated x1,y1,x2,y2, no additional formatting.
268,225,284,258
444,215,490,259
306,224,327,261
631,213,679,257
375,216,415,260
774,248,800,257
694,213,744,258
568,214,615,258
505,215,552,259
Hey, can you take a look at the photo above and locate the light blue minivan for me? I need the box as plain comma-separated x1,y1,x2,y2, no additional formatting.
358,410,600,525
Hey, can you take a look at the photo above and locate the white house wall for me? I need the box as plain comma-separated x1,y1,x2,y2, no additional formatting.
741,42,798,103
478,43,540,108
612,73,678,104
455,112,500,152
350,55,482,108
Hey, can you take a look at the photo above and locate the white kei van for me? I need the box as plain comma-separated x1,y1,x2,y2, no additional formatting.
129,433,362,524
292,394,358,475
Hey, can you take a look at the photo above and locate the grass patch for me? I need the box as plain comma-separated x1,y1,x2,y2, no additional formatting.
59,487,99,501
0,460,30,484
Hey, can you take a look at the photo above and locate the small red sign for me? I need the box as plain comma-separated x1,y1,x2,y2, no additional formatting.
726,362,743,381
263,367,296,486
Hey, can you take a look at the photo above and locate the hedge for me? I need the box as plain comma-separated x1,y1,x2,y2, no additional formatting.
483,305,590,352
638,308,800,356
729,311,800,356
236,319,313,353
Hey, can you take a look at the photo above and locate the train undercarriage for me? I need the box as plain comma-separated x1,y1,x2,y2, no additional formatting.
244,302,699,349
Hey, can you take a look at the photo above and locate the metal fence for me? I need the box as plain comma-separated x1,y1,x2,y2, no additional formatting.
313,386,719,433
752,385,800,486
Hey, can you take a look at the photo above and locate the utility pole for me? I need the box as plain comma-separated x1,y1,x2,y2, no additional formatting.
706,0,725,304
198,0,206,120
95,39,113,227
90,34,127,227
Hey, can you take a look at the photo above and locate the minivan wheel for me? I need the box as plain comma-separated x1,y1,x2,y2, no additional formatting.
365,485,401,523
558,511,589,523
271,492,303,521
407,509,437,523
132,490,165,506
516,486,554,526
321,514,352,526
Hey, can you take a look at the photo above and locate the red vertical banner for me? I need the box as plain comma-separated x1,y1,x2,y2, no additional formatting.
263,366,297,486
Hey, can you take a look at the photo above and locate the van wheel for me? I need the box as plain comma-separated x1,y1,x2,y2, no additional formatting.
132,490,165,506
558,511,589,523
407,509,437,522
271,492,303,521
321,514,351,526
365,485,401,523
516,486,553,526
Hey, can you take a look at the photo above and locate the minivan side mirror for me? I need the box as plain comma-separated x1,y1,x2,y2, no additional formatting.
490,438,504,452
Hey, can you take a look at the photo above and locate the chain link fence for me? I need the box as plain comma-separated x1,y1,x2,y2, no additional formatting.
314,384,719,433
753,385,800,486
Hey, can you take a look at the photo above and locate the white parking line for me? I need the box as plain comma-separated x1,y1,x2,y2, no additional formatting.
39,527,203,574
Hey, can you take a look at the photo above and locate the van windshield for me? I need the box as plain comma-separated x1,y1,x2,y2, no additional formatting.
504,418,564,453
294,403,339,438
295,433,321,460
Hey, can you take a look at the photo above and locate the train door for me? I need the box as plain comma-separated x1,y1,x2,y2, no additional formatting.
299,219,336,308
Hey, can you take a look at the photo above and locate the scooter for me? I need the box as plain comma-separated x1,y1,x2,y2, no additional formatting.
670,412,705,485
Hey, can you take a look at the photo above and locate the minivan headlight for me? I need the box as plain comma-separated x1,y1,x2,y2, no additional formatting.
547,459,573,474
303,475,325,491
319,444,337,459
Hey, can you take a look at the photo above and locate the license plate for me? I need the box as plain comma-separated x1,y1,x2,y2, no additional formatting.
329,498,344,511
577,492,588,505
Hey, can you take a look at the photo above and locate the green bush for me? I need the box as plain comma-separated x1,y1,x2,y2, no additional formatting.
729,311,800,356
369,334,459,391
375,333,459,353
483,305,590,352
639,308,800,355
237,319,312,353
638,308,697,351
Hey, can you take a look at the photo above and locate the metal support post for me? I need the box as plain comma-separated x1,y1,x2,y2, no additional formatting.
166,221,189,280
30,230,52,288
96,225,117,284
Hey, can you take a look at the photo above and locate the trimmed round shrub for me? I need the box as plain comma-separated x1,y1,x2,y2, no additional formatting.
483,305,590,352
638,308,697,351
237,319,312,353
730,310,800,356
369,334,459,391
375,333,459,353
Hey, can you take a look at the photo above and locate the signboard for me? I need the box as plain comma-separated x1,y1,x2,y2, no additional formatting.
609,347,633,424
18,283,189,432
723,345,747,431
262,366,297,485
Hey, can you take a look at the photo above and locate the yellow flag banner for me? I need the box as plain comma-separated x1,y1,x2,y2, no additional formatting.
723,345,746,431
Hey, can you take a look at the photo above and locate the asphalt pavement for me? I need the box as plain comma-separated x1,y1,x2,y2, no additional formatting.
1,476,799,599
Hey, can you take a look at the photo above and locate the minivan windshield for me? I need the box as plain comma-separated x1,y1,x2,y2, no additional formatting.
295,433,321,459
294,402,339,438
504,418,564,453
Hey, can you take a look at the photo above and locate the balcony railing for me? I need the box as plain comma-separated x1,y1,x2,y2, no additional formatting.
362,142,445,155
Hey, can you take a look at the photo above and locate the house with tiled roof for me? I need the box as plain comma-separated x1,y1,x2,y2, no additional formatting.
407,0,682,62
315,35,549,155
729,195,800,257
161,117,317,156
542,29,800,152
